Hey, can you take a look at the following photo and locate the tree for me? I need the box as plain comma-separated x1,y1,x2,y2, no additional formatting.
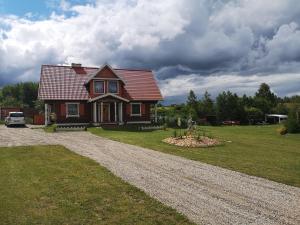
245,107,263,124
255,83,277,102
241,94,254,107
285,106,300,133
186,90,198,119
216,91,246,122
254,83,278,114
272,103,289,115
0,82,38,108
199,91,215,117
187,90,197,107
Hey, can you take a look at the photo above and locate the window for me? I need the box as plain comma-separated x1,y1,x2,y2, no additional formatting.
66,103,79,117
9,112,24,117
131,103,141,116
108,80,118,93
94,81,104,94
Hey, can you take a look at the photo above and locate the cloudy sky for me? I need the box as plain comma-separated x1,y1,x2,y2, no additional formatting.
0,0,300,103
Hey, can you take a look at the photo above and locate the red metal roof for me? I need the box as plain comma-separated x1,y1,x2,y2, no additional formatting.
38,65,163,101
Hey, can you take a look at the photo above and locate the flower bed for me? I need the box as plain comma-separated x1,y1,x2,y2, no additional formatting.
163,135,220,148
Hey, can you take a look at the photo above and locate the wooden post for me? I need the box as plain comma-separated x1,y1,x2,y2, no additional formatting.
114,102,117,122
100,102,103,123
155,103,158,123
93,102,97,123
44,103,48,126
119,102,123,124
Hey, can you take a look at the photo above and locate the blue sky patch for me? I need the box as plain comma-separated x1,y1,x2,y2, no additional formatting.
0,0,92,19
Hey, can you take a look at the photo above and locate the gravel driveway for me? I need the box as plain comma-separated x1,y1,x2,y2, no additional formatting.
0,125,299,225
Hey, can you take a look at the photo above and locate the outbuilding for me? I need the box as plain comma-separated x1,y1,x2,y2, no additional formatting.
265,114,288,124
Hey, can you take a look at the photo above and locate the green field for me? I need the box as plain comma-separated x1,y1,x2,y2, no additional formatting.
0,145,192,225
88,125,300,188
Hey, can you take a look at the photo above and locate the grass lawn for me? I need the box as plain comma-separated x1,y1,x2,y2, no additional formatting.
88,125,300,188
0,145,193,225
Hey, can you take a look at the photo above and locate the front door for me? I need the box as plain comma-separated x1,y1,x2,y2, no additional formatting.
102,103,110,122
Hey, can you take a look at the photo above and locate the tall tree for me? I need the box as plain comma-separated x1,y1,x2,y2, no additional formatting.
256,83,277,102
216,91,246,122
186,90,198,119
253,83,278,115
199,91,215,117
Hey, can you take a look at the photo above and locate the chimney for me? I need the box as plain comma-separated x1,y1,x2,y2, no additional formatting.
71,63,82,68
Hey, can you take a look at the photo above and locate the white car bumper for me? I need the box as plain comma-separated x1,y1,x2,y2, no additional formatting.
6,120,25,125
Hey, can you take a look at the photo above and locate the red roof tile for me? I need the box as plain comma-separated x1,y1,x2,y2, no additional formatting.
38,65,163,101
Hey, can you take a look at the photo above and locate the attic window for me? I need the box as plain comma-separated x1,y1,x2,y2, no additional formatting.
108,80,118,93
94,81,104,94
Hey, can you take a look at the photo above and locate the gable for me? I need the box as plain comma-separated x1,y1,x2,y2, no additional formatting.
95,66,119,79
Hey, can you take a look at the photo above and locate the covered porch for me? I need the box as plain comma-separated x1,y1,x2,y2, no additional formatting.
92,101,124,125
89,94,128,125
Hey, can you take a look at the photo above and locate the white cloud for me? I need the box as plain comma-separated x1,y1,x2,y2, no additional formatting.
160,73,300,99
0,0,300,101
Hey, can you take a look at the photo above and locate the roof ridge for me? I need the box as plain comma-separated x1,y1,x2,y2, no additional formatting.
42,64,99,69
42,64,152,72
114,68,152,72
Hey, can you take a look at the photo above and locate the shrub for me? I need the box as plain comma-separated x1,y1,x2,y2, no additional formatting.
277,127,287,135
163,123,167,130
173,130,177,138
183,130,187,137
285,118,300,133
44,124,57,133
285,108,300,133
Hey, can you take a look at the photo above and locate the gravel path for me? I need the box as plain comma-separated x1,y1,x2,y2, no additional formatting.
0,126,299,225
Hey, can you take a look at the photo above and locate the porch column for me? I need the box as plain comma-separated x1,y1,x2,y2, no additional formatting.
100,102,103,123
93,102,97,123
44,103,48,126
154,103,158,123
114,102,117,122
119,102,123,124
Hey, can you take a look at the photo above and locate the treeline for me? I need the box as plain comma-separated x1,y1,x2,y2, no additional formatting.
0,82,39,108
158,83,300,126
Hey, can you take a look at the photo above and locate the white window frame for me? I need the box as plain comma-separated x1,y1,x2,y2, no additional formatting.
131,103,141,116
66,103,80,118
94,80,105,94
108,80,119,94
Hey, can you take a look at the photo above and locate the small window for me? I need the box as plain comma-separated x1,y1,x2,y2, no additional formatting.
66,103,79,117
131,103,141,116
108,81,118,93
94,81,104,94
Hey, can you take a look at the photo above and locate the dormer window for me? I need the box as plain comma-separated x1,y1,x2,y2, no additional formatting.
94,81,104,94
108,80,118,93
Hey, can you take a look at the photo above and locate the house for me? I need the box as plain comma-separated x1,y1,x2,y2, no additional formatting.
38,63,163,125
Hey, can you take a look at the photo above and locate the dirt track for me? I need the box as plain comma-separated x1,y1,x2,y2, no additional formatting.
1,126,299,225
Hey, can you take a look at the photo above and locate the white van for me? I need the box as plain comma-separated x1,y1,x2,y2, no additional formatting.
5,112,25,127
